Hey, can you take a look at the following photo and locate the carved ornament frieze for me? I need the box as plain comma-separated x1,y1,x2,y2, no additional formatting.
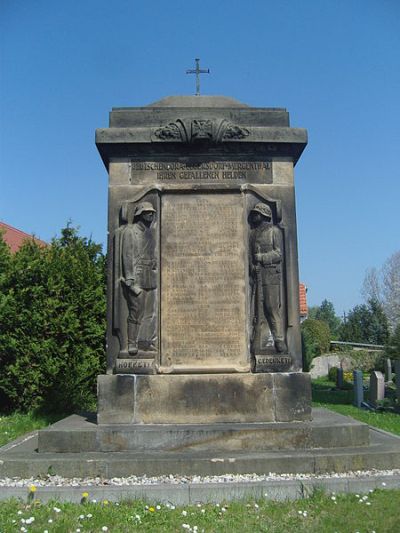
153,118,250,144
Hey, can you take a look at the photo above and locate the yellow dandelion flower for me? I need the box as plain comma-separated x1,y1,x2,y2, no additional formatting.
29,485,37,493
149,506,155,512
82,492,89,498
103,500,109,505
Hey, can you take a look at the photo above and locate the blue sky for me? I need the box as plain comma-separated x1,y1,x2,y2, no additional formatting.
1,0,399,316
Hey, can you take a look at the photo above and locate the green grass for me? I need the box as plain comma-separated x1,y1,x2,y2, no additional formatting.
0,490,399,532
312,377,400,436
0,411,65,447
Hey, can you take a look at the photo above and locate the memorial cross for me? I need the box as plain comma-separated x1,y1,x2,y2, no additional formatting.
186,58,210,96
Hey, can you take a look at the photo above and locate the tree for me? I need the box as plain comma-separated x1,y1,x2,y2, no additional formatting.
382,251,400,330
301,318,331,371
386,322,400,360
0,225,106,413
362,251,400,330
340,298,390,345
313,299,341,339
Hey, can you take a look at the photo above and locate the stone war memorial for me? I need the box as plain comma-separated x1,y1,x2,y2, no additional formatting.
97,94,311,425
1,94,400,483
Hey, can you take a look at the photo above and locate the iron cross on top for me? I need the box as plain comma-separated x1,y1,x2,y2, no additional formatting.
186,58,210,96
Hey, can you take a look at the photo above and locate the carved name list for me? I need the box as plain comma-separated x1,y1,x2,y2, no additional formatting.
161,193,248,370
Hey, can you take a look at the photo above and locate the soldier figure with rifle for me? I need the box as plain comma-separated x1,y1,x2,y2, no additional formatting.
121,201,157,356
249,203,287,354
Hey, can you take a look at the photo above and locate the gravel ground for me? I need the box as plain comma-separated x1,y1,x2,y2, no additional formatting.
0,469,399,488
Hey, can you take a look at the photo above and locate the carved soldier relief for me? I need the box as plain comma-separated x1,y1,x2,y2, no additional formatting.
249,202,288,358
114,200,158,360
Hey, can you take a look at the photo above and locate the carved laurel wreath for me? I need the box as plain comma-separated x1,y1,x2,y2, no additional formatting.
154,119,250,143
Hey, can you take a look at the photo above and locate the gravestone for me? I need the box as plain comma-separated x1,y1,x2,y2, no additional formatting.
395,359,400,402
384,358,392,382
369,371,385,406
353,370,364,407
95,95,311,424
336,367,344,389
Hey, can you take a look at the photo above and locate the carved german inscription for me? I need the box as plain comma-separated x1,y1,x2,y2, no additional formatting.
130,160,272,185
161,193,248,370
115,359,154,374
254,355,292,373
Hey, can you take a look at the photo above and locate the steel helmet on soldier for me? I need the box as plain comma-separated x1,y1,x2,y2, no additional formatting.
251,203,272,219
134,202,156,217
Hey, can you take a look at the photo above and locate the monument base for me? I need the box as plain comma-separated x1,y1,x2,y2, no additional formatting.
2,409,400,479
37,409,369,453
97,373,312,424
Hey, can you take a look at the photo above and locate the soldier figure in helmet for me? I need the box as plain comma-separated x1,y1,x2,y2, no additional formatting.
249,202,287,354
121,201,157,355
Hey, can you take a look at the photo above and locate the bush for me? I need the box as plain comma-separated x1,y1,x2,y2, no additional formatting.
0,226,106,413
328,366,338,382
301,319,331,371
343,349,384,372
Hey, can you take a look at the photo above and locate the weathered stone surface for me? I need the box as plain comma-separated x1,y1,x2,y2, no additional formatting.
37,409,369,454
95,95,311,434
3,410,400,479
384,358,392,382
309,354,341,378
369,371,385,406
97,373,311,424
395,360,400,401
353,370,364,407
100,95,306,377
97,375,136,424
160,193,248,372
273,373,312,422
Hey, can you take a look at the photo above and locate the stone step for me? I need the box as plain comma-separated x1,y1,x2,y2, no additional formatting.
37,409,370,453
1,411,399,479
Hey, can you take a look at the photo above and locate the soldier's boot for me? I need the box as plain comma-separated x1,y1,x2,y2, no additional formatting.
274,339,288,353
127,323,139,355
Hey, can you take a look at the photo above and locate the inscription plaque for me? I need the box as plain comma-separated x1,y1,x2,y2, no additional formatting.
254,355,292,373
161,193,248,371
115,358,155,374
130,160,272,185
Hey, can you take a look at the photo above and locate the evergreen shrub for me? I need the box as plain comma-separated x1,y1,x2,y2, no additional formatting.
0,226,106,413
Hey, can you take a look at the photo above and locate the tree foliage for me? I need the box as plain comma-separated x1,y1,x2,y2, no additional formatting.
0,226,106,413
386,322,400,360
340,298,390,345
362,251,400,330
301,318,331,371
308,299,341,339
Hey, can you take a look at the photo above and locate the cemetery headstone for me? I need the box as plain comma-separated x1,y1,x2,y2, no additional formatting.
384,358,392,382
353,370,364,407
394,359,400,402
336,367,344,389
369,370,385,406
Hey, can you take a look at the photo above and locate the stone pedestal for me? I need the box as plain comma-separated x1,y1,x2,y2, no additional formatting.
97,373,312,425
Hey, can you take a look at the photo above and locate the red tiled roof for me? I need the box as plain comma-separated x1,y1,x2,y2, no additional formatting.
0,221,47,253
299,282,308,316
